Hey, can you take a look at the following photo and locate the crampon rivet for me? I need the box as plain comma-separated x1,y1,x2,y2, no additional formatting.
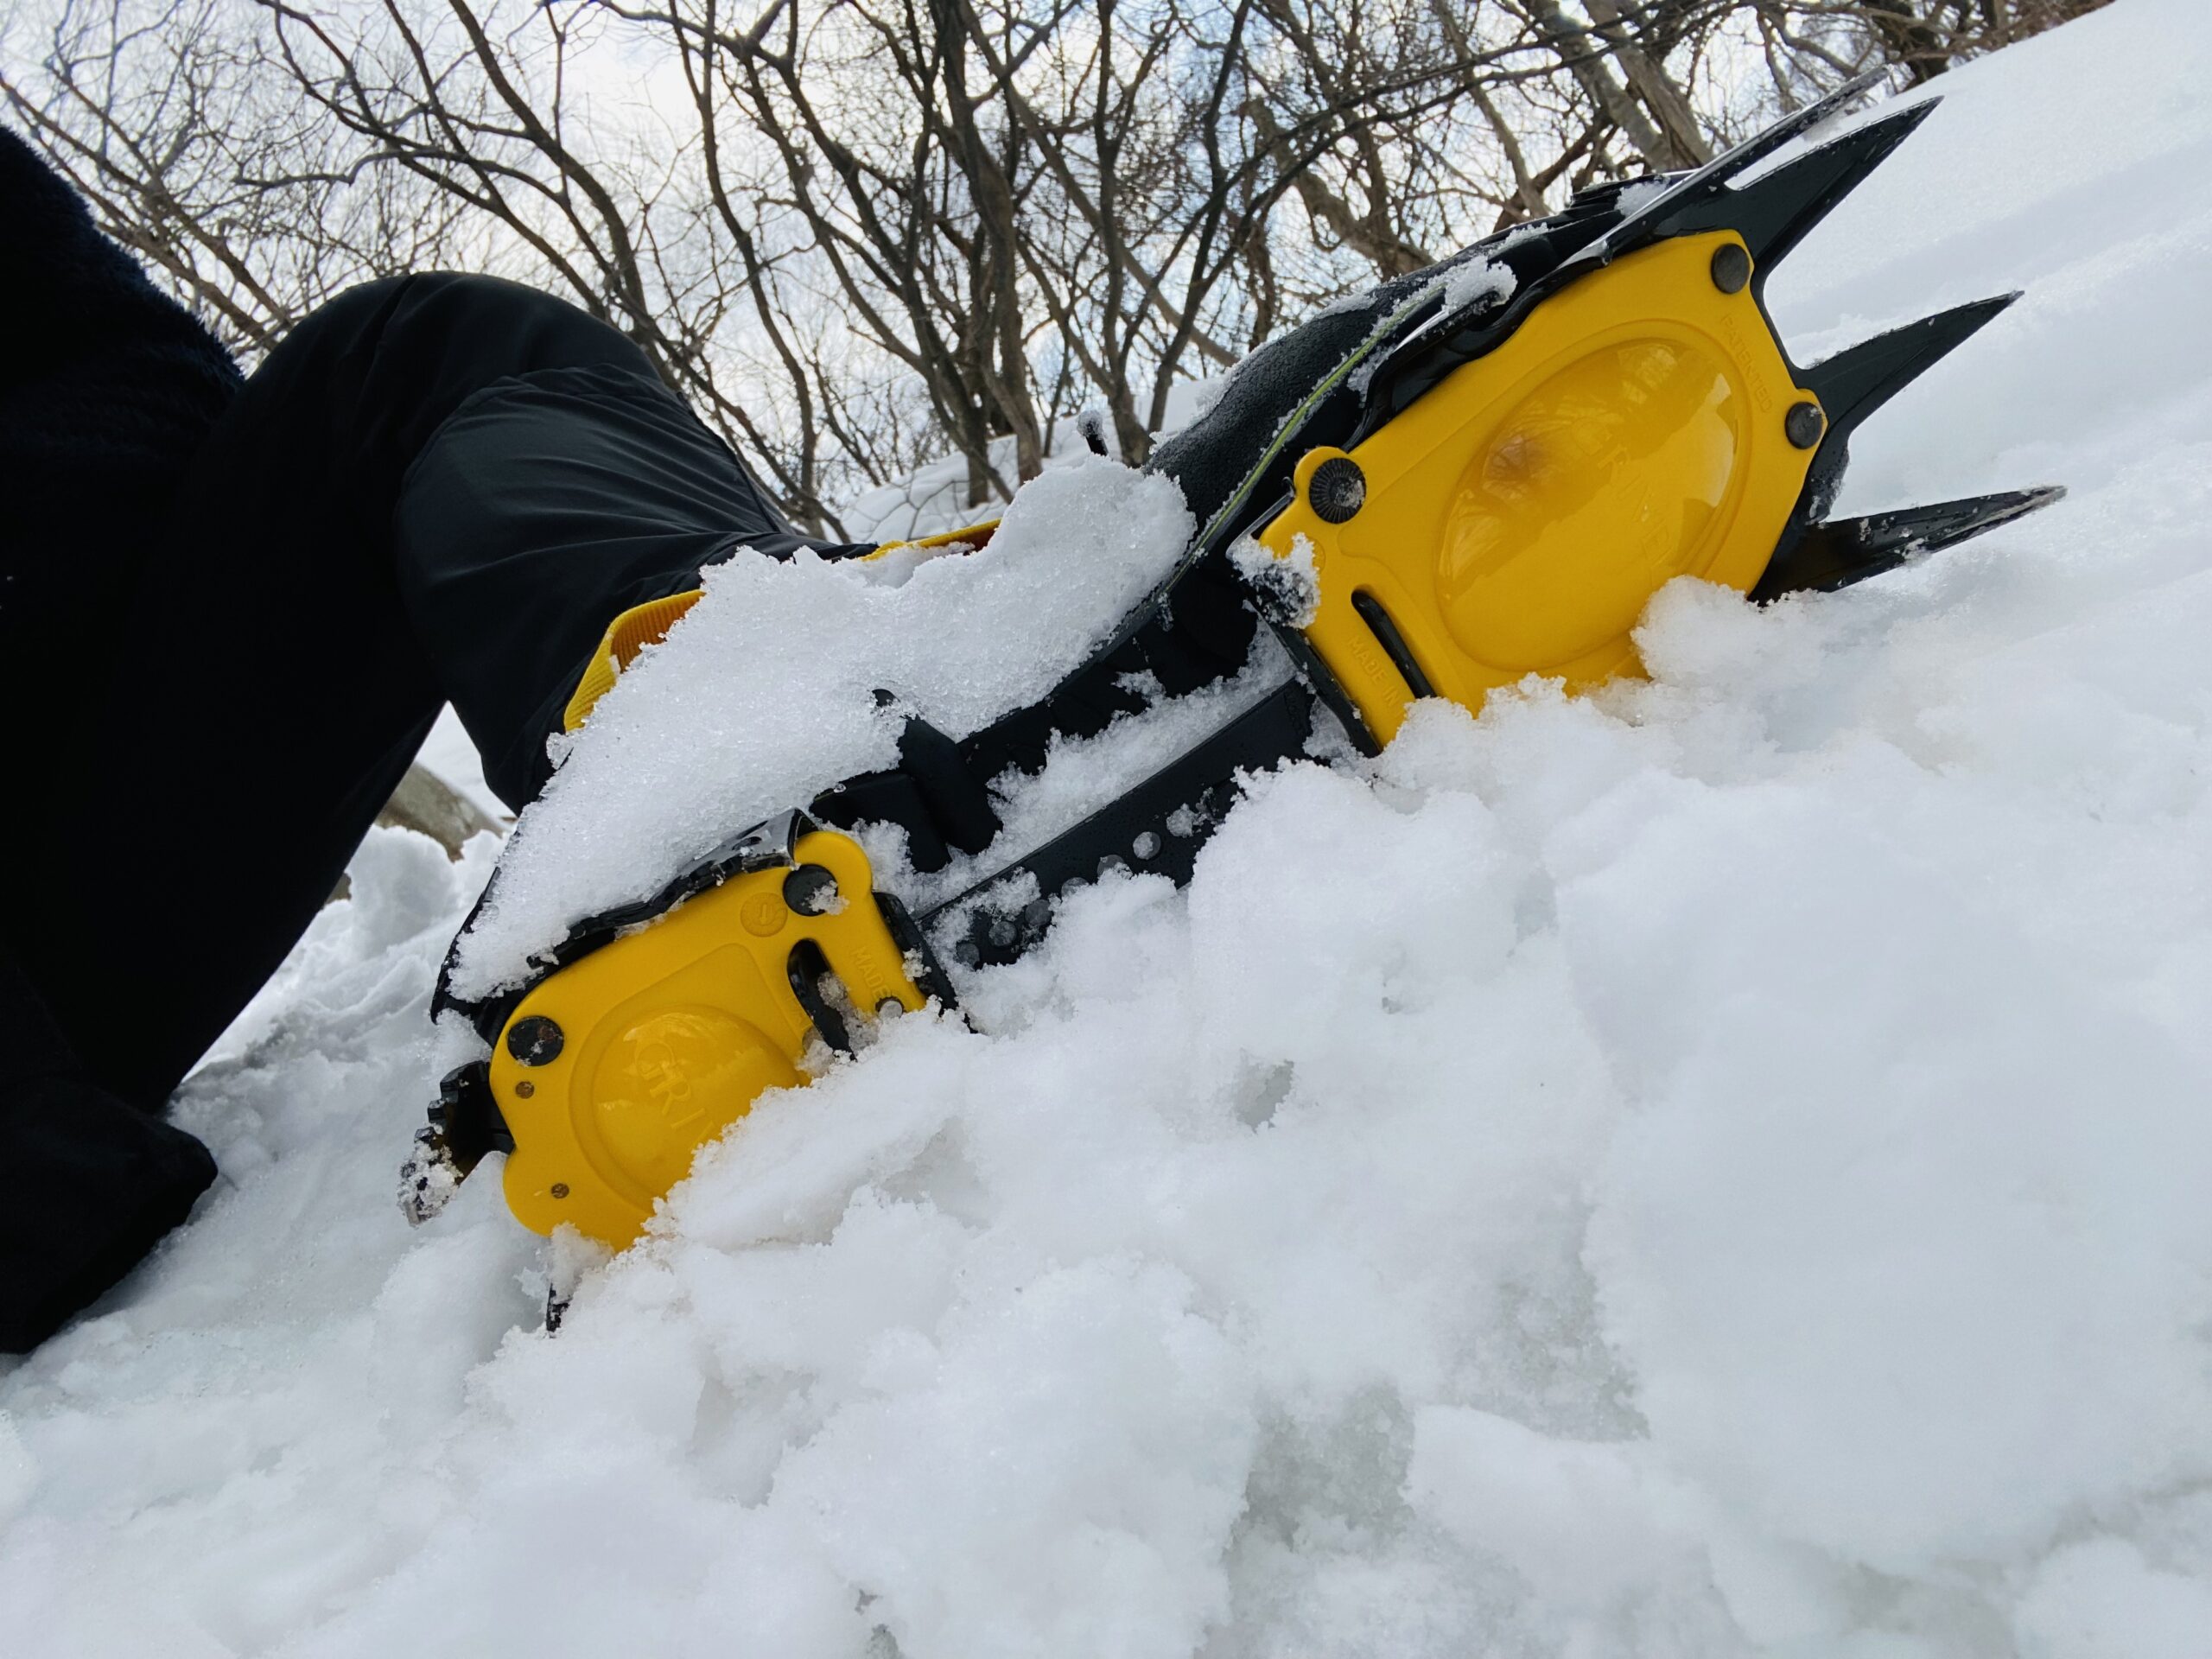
1785,402,1827,448
1309,455,1366,524
506,1015,565,1066
1710,242,1751,295
783,864,840,916
876,997,905,1019
550,1182,569,1199
514,1080,535,1098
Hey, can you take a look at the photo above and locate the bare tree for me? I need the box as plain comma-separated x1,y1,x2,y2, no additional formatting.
1740,0,2113,92
5,0,2117,533
1,0,489,352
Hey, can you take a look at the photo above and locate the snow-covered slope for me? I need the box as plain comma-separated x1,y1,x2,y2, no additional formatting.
9,2,2212,1652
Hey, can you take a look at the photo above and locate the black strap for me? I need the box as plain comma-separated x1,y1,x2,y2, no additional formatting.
920,676,1315,967
814,550,1259,873
954,550,1258,782
812,708,1002,872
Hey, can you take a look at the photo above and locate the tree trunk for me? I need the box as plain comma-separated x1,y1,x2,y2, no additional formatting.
1522,0,1683,170
1582,0,1712,166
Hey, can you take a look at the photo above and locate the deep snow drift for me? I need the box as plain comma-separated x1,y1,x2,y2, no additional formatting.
8,3,2212,1653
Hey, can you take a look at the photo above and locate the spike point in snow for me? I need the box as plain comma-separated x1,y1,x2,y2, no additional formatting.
1670,99,1939,276
1346,79,1921,459
1751,486,2066,600
1801,291,2021,436
1573,67,1891,270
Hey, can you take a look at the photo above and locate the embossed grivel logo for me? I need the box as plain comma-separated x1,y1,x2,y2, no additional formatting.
633,1034,703,1128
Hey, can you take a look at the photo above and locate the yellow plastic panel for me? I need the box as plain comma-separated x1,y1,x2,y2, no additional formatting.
562,588,704,733
491,829,927,1244
1257,232,1820,745
864,518,1001,560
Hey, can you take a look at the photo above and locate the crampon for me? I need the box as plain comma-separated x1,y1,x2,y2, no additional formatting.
407,73,2061,1249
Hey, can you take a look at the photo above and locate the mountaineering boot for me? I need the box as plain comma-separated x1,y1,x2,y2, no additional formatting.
411,73,2061,1250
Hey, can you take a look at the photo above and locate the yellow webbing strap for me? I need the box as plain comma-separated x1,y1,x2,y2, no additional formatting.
562,588,703,733
560,520,1001,733
863,518,1001,560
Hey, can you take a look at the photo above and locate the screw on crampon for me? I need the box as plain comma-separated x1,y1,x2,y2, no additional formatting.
506,1015,564,1065
783,864,840,915
1710,242,1751,294
1308,456,1366,524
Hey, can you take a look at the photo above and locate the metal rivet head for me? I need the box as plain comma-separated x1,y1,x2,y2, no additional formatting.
1308,455,1366,524
1785,401,1826,448
1710,242,1751,295
506,1015,565,1066
876,997,905,1019
783,864,840,916
514,1080,535,1098
550,1182,569,1199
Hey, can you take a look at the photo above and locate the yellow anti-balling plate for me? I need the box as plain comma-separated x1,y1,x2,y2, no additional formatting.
489,829,926,1244
1258,232,1821,745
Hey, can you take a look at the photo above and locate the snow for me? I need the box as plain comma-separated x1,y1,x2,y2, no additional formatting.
9,1,2212,1653
1230,530,1319,627
446,454,1195,1002
840,401,1207,546
1437,254,1515,317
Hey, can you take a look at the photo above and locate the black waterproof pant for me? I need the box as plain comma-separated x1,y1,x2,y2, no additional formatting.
1,273,861,1347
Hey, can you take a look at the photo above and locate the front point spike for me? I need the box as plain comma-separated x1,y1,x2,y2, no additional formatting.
1751,486,2065,600
1572,68,1889,270
1672,99,1939,273
1801,292,2021,437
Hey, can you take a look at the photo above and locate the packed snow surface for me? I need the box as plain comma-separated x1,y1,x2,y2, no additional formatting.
9,2,2212,1652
